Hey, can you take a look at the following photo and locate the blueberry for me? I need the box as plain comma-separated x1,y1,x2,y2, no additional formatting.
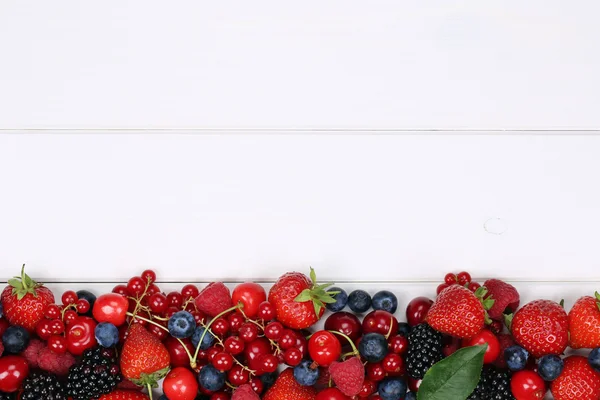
168,311,196,339
198,364,225,391
158,396,168,400
404,392,417,400
504,345,529,371
538,354,564,381
191,326,215,350
325,287,348,312
589,348,600,372
377,377,407,400
95,322,119,348
2,325,29,354
293,360,320,386
372,290,398,314
260,371,278,391
359,332,388,362
397,322,411,337
348,290,372,313
76,290,96,315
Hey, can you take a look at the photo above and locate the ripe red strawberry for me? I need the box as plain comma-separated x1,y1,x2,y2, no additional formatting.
568,294,600,349
100,390,150,400
120,324,171,387
483,279,520,320
550,355,600,400
493,333,515,369
268,268,336,329
263,368,317,400
425,285,489,338
329,356,365,396
0,265,55,332
232,383,261,400
194,282,233,317
510,299,568,358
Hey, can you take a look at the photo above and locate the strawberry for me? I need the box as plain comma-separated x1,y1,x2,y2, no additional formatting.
100,390,150,400
568,294,600,349
120,324,171,388
268,268,337,329
0,265,55,332
232,383,261,400
550,355,600,400
263,368,317,400
329,356,365,396
493,333,515,369
194,282,233,317
510,299,568,358
483,279,520,320
425,285,491,338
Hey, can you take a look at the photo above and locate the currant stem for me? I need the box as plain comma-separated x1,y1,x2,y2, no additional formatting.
191,303,242,366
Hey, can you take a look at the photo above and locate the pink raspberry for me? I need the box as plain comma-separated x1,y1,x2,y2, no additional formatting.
329,356,365,397
232,383,260,400
194,282,233,317
483,279,520,320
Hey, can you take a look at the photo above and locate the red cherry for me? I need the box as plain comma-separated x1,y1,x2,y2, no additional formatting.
44,304,60,319
388,335,408,355
283,347,302,366
316,387,352,400
163,367,199,400
444,273,457,284
141,269,157,284
257,301,276,321
181,284,199,300
212,352,234,372
61,290,78,305
167,291,184,308
239,322,259,342
405,297,434,326
231,282,267,319
456,271,471,285
224,336,245,355
366,362,386,381
112,284,129,296
308,331,341,367
465,329,500,364
228,364,250,385
48,335,68,353
212,318,230,336
264,321,284,340
324,312,363,341
76,299,90,314
259,354,279,373
362,310,398,338
149,293,168,314
510,370,546,400
164,337,194,368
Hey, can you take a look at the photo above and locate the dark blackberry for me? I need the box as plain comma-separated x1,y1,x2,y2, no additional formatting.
66,346,122,400
21,371,67,400
406,323,443,379
0,392,16,400
468,366,515,400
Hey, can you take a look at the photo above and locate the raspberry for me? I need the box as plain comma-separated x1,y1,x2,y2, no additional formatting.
194,282,233,317
99,391,149,399
38,347,76,377
329,356,365,397
494,334,515,369
483,279,520,320
23,338,46,369
232,383,260,400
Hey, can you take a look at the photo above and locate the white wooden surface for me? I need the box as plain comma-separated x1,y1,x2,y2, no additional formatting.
1,1,599,130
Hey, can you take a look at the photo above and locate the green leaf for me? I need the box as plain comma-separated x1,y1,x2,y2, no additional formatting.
504,313,513,331
482,298,495,310
595,291,600,301
417,345,487,400
316,283,335,290
313,300,322,317
320,296,337,304
7,279,21,288
309,267,317,284
559,299,565,308
294,289,312,303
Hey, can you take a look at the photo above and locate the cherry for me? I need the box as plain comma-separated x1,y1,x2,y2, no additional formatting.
167,291,184,308
259,354,279,373
362,310,398,337
44,304,60,319
76,299,90,314
228,365,250,385
324,312,362,341
382,353,404,375
294,332,308,358
244,338,272,372
283,347,302,366
141,269,157,284
112,284,129,296
465,329,500,364
212,318,230,336
388,335,408,355
149,293,168,314
442,336,462,357
406,297,434,326
444,273,457,284
227,312,244,333
366,362,386,381
239,322,259,342
224,336,245,355
48,335,68,353
408,377,422,392
457,271,471,285
308,331,342,367
61,290,78,305
212,352,234,372
264,321,283,340
316,387,352,400
181,284,199,300
257,301,276,321
510,370,546,400
127,276,145,296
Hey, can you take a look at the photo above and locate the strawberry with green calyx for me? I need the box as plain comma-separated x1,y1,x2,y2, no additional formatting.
1,264,55,332
269,267,339,329
263,368,317,400
568,292,600,349
426,285,495,339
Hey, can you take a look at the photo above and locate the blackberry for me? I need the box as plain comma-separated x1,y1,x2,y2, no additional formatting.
67,346,122,400
468,366,515,400
406,323,443,379
0,392,16,400
21,371,67,400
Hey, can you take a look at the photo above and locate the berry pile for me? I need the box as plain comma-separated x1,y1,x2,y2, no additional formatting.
2,266,600,399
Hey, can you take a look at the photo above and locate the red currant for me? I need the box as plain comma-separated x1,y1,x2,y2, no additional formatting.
147,284,160,296
167,291,183,308
259,354,278,373
181,284,199,300
388,335,408,355
257,301,276,321
76,299,90,314
191,310,207,325
224,336,245,355
61,290,78,305
359,379,377,397
48,335,68,353
239,322,259,342
382,353,404,375
283,347,302,366
63,310,78,325
366,362,386,381
212,352,234,372
250,377,263,394
206,347,220,361
149,293,168,314
36,320,52,339
127,276,145,296
228,365,250,385
468,281,481,292
44,304,60,319
457,271,472,285
49,319,65,335
436,283,449,295
141,269,157,284
264,321,284,340
444,273,457,284
166,307,179,318
148,323,168,340
227,312,244,333
279,329,297,350
112,284,129,296
212,318,230,336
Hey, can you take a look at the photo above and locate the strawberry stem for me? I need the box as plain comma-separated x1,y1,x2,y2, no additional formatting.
147,383,153,400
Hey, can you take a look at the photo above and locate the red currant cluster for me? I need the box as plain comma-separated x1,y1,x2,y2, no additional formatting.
437,271,480,295
36,290,93,354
